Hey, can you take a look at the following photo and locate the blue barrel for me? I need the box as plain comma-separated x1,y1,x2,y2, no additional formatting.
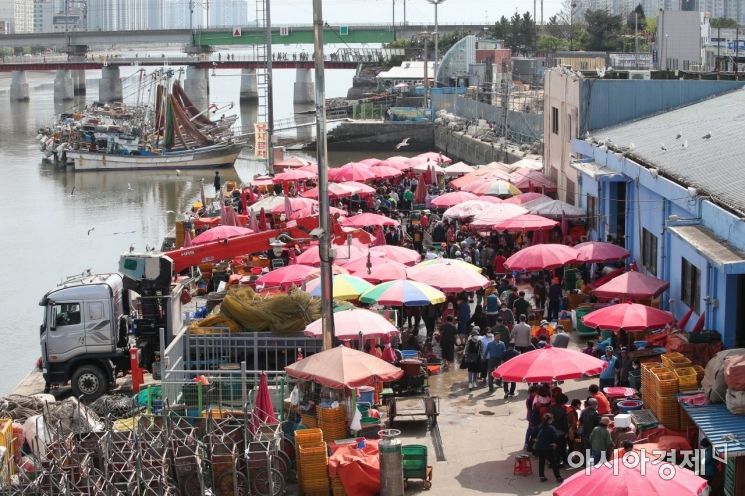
358,386,375,405
618,400,644,413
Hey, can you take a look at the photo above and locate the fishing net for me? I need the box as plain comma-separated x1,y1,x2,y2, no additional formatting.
0,395,49,423
42,398,101,434
189,286,321,334
88,394,143,420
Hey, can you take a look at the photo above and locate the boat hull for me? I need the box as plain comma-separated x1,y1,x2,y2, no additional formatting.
68,143,245,171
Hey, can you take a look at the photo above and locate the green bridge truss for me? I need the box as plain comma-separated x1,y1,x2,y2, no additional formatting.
193,27,395,46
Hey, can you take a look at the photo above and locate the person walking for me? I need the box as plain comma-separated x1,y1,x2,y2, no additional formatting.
549,394,570,466
478,328,493,382
485,289,500,326
456,296,471,337
464,330,483,391
599,346,619,389
547,277,563,320
589,417,614,465
551,325,570,348
501,342,520,398
485,332,506,393
511,314,533,353
213,171,222,196
533,413,564,484
578,397,601,454
439,316,457,370
513,291,531,321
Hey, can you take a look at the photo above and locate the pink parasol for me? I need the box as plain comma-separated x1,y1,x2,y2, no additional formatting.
249,372,278,433
297,162,319,174
359,158,384,167
407,260,489,292
467,203,528,223
291,205,347,220
369,245,422,266
303,308,399,340
270,197,318,215
328,162,376,182
493,346,607,382
592,271,670,300
443,200,518,220
508,168,557,191
344,257,408,283
443,162,475,176
272,169,316,184
339,181,376,196
503,192,551,205
474,213,558,232
411,161,446,174
191,225,254,245
301,183,355,199
273,156,311,169
575,241,630,263
582,302,675,332
504,243,581,271
342,212,400,228
255,264,317,289
431,191,479,208
414,151,452,165
381,156,413,171
296,244,372,266
370,165,403,180
285,345,403,389
373,226,387,246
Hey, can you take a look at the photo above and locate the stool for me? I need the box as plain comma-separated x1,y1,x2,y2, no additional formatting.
513,455,533,476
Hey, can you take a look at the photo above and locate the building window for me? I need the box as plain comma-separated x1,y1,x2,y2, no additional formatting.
551,106,559,135
566,179,575,205
587,194,597,231
641,228,658,276
681,257,700,314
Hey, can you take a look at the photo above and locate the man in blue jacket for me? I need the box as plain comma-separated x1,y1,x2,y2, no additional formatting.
485,332,506,393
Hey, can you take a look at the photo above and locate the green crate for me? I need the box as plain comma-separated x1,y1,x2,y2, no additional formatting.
402,445,428,478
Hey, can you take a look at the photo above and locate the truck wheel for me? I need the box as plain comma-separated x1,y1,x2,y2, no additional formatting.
71,365,108,400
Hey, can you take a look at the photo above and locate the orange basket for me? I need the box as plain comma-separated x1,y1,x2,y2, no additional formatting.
300,413,318,428
674,367,699,391
661,352,691,369
295,428,323,446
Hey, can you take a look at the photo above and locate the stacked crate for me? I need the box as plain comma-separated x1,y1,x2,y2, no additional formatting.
331,475,346,496
294,428,329,496
641,353,703,431
318,405,348,443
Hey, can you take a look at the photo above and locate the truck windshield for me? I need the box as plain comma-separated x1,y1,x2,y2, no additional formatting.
54,303,81,328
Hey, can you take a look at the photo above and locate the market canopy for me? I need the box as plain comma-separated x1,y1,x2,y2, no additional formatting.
472,213,558,232
575,241,630,263
407,260,489,292
191,225,254,245
304,308,399,340
593,271,670,300
581,302,675,332
493,346,607,382
523,198,586,217
504,244,581,271
359,280,446,307
553,457,708,496
342,213,400,228
503,192,551,205
285,345,403,389
431,191,479,209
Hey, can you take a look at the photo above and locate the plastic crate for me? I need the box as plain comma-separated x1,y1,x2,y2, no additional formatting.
331,476,346,496
295,428,323,446
661,352,691,369
0,419,13,483
402,444,428,478
300,413,318,428
674,367,699,391
630,409,659,430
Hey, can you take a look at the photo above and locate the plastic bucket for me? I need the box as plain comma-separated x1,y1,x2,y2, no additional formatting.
358,386,375,405
617,400,644,414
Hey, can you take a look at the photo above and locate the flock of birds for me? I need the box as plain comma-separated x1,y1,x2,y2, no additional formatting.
660,131,712,151
586,129,713,157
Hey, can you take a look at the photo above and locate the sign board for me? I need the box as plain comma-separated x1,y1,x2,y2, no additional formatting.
254,123,268,160
279,26,289,36
232,27,242,37
339,26,349,36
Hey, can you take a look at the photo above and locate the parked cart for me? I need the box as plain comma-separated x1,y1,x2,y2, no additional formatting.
402,444,432,490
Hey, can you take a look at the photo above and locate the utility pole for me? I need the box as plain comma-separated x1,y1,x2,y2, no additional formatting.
392,0,396,41
635,12,639,69
427,0,446,88
421,32,430,110
570,2,577,51
266,0,274,171
403,0,407,26
189,0,194,31
313,0,334,351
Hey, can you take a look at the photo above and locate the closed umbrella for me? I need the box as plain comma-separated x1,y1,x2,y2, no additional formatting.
284,195,293,219
305,274,375,300
255,264,316,289
581,302,675,332
304,308,399,340
191,225,254,245
431,191,479,209
575,241,630,263
249,372,278,433
285,346,403,389
407,260,489,292
359,280,446,306
553,458,708,496
504,244,581,271
369,245,422,266
259,208,267,230
182,227,193,248
592,271,670,300
249,213,259,232
342,212,400,228
493,346,607,382
345,257,408,283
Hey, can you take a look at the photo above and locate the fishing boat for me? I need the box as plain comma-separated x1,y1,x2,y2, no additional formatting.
41,74,248,171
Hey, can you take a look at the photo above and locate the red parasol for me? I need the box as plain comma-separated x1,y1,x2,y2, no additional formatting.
381,156,413,171
474,213,558,232
431,191,479,208
249,372,278,433
285,346,403,389
342,213,400,228
370,165,403,180
255,264,317,289
575,241,630,263
191,225,254,245
373,226,387,246
592,271,670,300
328,162,376,182
582,302,675,332
272,169,316,184
344,257,408,283
493,346,607,382
504,244,581,271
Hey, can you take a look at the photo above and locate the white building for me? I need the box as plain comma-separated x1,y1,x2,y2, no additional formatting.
656,10,709,70
14,0,34,33
209,0,248,28
32,0,53,32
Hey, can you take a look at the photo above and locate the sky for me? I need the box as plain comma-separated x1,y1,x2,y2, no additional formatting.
269,0,564,25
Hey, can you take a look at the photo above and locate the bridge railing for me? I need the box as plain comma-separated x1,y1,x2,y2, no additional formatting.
0,54,67,64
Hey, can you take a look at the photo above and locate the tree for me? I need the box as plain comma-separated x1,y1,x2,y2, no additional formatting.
488,12,537,54
584,9,624,51
627,4,646,31
538,35,566,53
710,17,738,28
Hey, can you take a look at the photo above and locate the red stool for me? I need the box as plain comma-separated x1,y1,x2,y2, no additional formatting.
513,455,533,476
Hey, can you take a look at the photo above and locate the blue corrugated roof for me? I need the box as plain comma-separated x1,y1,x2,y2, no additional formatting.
680,399,745,457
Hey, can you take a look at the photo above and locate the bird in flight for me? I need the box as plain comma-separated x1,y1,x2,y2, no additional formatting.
70,186,76,196
702,132,712,140
127,183,133,191
681,140,688,149
660,143,668,151
675,132,682,140
395,137,411,150
87,227,95,236
176,169,181,176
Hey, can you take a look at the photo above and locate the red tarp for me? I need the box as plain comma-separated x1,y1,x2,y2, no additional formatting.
328,440,380,496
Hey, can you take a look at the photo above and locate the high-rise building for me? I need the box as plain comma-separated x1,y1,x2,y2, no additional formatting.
209,0,248,28
33,0,54,32
14,0,34,33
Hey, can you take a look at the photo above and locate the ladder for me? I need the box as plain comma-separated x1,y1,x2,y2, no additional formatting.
254,0,272,171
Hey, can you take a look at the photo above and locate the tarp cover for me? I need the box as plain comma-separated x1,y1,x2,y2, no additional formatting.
328,440,380,496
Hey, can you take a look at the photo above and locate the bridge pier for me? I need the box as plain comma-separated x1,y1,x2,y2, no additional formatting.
72,70,86,95
54,70,74,101
239,68,258,102
293,68,315,106
9,71,29,102
99,66,123,103
185,66,209,111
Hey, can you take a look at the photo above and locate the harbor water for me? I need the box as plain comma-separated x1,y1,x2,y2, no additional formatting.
0,65,364,394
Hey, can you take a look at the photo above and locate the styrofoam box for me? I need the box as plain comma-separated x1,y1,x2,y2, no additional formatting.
614,414,632,429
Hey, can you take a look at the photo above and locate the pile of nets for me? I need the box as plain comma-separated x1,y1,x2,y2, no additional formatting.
0,395,50,423
89,394,143,420
191,286,321,334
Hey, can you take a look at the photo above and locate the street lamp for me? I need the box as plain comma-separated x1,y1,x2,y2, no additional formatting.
426,0,446,88
570,2,577,51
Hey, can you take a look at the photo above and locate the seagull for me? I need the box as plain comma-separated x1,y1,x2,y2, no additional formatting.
675,132,682,140
127,183,133,191
176,169,181,176
129,244,135,253
70,186,76,196
681,140,688,149
87,227,95,236
702,132,712,140
395,137,411,150
660,143,668,151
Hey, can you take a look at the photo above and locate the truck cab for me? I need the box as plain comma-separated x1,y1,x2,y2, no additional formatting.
40,273,128,399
